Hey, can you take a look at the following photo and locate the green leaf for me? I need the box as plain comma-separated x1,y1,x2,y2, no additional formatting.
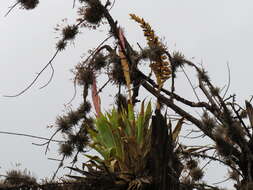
95,114,115,148
136,112,144,144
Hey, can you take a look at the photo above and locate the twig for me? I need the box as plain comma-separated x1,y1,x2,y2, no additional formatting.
51,156,65,181
81,35,113,67
188,152,243,177
0,130,63,143
72,0,76,8
48,158,63,162
222,62,231,99
32,129,61,154
4,2,19,17
201,150,216,170
180,134,205,139
68,151,80,175
108,0,116,11
66,35,113,105
212,177,230,185
95,78,111,96
66,80,77,105
45,129,61,154
3,50,60,97
180,65,201,103
229,102,251,137
39,63,55,89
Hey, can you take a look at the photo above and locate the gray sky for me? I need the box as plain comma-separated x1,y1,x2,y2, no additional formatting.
0,0,253,186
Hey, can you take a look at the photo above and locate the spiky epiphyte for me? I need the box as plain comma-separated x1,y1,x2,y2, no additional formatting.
210,86,220,96
77,101,92,115
59,142,74,157
56,40,67,51
18,0,39,9
62,25,78,41
5,170,37,186
74,132,89,151
93,53,107,71
67,110,81,126
186,159,198,170
189,167,204,181
77,0,104,25
172,51,185,71
202,112,217,131
56,115,72,133
75,65,94,86
226,121,245,144
198,68,209,82
110,61,126,85
214,136,233,157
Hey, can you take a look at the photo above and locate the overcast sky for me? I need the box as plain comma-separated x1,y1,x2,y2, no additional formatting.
1,0,253,186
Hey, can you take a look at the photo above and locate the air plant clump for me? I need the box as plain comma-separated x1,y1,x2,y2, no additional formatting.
62,25,78,41
67,130,89,149
239,109,248,119
77,101,92,115
56,39,67,51
56,106,89,133
73,131,89,151
214,135,233,157
84,7,103,25
186,159,198,170
141,45,166,62
56,115,73,133
59,142,74,157
77,0,104,25
210,86,220,96
189,167,204,181
139,48,152,60
198,68,210,82
67,110,82,126
93,53,107,71
172,51,185,71
226,122,245,143
201,112,217,131
5,169,37,186
83,117,95,130
18,0,39,9
139,46,167,65
75,65,94,86
110,61,127,85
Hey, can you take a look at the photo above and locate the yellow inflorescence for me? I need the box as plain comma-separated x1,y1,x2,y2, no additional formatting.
129,14,171,87
129,14,159,47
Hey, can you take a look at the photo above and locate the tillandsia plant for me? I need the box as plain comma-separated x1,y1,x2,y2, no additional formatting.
87,101,152,175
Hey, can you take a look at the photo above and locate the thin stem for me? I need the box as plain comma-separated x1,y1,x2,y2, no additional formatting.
0,130,63,143
4,50,60,97
4,2,19,17
39,63,55,89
